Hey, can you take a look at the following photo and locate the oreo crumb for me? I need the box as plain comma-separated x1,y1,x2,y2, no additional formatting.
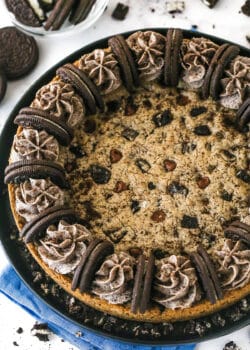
241,0,250,16
223,341,241,350
31,323,51,342
16,327,23,334
112,3,129,20
181,215,199,229
13,341,19,346
190,106,207,117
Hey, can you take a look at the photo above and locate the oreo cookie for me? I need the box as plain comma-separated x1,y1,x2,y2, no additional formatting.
0,68,7,102
57,63,104,114
4,159,68,188
20,205,76,243
0,26,39,79
202,44,240,99
224,221,250,246
131,253,155,314
164,28,183,87
236,98,250,130
190,246,223,304
71,238,114,293
6,0,41,27
14,107,73,146
69,0,96,25
44,0,75,31
108,35,139,92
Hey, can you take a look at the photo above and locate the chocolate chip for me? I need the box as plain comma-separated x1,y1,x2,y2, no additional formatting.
110,149,123,163
129,247,143,258
78,179,93,195
221,150,236,161
197,176,210,189
135,158,151,173
151,210,166,222
163,159,176,172
114,181,128,193
106,100,121,113
194,125,211,136
124,96,138,115
131,200,140,214
167,181,189,196
152,110,173,127
143,99,152,108
190,106,207,117
84,119,96,133
122,127,139,141
181,215,199,229
176,94,190,106
236,169,250,183
148,182,156,190
111,2,129,20
221,190,233,201
153,249,167,259
90,164,111,184
69,145,86,158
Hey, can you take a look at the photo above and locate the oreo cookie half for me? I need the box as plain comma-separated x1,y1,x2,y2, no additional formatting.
4,159,68,188
20,205,76,243
224,221,250,246
108,35,139,92
6,0,41,27
57,63,104,114
131,253,155,314
164,28,183,87
236,98,250,130
71,238,114,293
14,107,73,146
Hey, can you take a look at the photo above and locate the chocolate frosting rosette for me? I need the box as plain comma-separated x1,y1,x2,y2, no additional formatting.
15,178,65,222
127,31,165,82
153,255,201,309
79,49,122,95
38,220,91,275
92,252,135,304
11,128,59,162
216,239,250,290
31,81,85,127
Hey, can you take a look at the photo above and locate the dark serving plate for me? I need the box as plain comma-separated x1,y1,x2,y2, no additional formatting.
0,29,249,346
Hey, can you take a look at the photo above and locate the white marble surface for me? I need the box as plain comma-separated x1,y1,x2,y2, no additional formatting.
0,0,249,349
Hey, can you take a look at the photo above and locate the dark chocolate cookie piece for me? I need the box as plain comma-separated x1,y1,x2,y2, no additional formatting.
22,206,76,243
6,0,41,27
109,35,138,92
131,254,145,313
197,245,223,300
210,45,240,99
44,0,75,31
190,252,218,304
112,3,129,20
0,68,7,103
139,253,155,314
69,0,96,25
14,107,73,146
224,221,250,246
236,98,250,130
164,28,183,86
0,27,38,79
4,159,68,188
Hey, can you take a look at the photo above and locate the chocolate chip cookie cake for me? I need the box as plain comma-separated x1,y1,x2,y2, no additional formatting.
4,29,250,323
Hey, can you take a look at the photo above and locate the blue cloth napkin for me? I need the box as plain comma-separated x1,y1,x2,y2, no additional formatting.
0,266,195,350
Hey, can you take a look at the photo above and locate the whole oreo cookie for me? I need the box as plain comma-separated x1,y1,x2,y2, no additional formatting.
0,27,38,80
6,0,41,27
4,159,68,188
14,107,73,146
236,98,250,130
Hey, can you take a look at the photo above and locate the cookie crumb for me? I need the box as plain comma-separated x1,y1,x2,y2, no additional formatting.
31,323,51,342
13,341,19,347
112,3,129,20
242,0,250,16
16,327,23,334
223,341,241,350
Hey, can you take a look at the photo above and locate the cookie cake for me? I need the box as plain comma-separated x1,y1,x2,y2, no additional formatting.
4,28,250,323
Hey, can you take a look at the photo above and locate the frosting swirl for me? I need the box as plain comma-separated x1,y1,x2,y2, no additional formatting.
15,178,65,222
38,220,91,274
216,239,250,290
220,56,250,109
181,37,218,89
31,81,85,127
92,252,134,304
153,255,201,309
12,128,59,162
127,31,165,82
79,49,122,95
